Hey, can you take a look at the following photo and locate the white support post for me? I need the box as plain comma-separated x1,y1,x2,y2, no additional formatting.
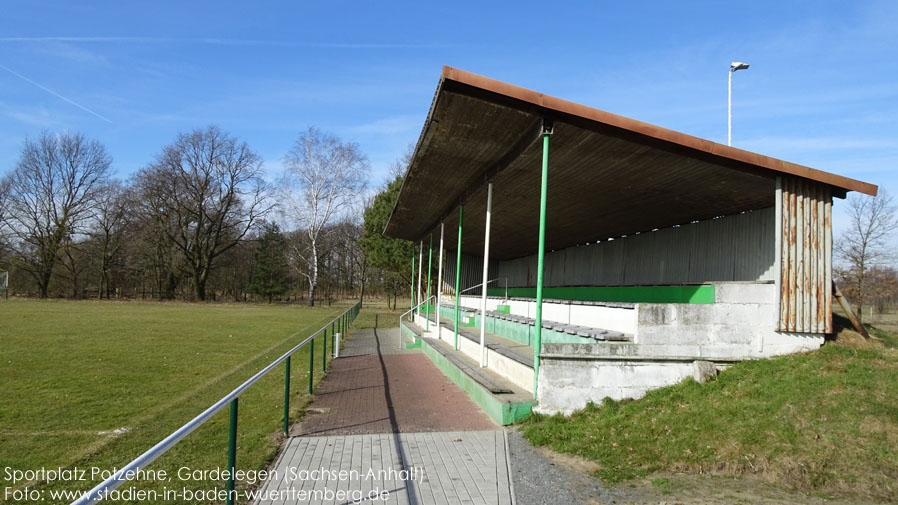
479,183,493,367
417,241,423,318
437,222,445,340
335,333,341,358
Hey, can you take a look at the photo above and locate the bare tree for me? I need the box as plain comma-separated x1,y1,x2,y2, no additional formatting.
0,177,11,261
58,236,91,298
385,143,414,184
0,176,9,226
280,127,369,306
837,189,898,324
136,125,272,301
4,132,111,298
130,175,185,300
90,180,130,299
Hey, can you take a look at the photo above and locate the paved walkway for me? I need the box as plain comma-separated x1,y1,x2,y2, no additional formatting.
255,431,513,505
294,327,497,436
256,326,513,505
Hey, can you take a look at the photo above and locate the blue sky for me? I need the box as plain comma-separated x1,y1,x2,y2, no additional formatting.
1,1,896,236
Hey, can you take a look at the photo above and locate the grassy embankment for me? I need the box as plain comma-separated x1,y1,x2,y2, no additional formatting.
521,314,898,502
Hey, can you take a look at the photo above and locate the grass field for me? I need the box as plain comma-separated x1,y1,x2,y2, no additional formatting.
0,298,377,503
521,316,898,502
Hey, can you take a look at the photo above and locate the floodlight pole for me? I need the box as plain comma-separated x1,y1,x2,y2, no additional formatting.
728,69,733,146
728,62,749,146
410,250,415,313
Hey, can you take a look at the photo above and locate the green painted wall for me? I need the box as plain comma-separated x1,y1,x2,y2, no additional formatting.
487,285,715,304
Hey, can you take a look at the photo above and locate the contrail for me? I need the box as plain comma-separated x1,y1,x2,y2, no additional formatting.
0,36,450,49
0,63,112,123
0,36,161,43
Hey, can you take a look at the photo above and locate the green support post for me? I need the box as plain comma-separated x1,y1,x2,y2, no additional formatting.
322,327,327,371
454,205,464,350
283,356,290,434
309,338,314,394
533,128,551,398
226,398,238,505
426,233,433,331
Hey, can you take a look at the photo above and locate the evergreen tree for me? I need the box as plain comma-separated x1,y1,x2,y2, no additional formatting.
247,222,289,303
361,176,414,308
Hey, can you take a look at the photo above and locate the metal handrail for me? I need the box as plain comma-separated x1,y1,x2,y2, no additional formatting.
459,277,508,299
398,295,435,349
71,301,361,505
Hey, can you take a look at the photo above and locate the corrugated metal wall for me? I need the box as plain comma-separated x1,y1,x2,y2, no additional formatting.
496,207,776,287
440,251,499,295
778,177,832,333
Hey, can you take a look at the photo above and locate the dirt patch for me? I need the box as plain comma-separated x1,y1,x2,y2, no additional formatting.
533,444,601,477
620,473,887,505
832,328,885,350
534,445,889,505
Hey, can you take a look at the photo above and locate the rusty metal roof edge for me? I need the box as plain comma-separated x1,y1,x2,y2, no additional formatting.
440,65,878,197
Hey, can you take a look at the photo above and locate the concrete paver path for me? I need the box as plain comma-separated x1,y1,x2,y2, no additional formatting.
256,326,513,505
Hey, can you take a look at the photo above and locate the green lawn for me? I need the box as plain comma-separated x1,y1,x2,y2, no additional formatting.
0,299,355,503
520,321,898,502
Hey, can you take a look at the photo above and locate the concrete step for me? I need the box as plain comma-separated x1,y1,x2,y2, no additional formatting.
401,320,423,337
425,339,514,394
420,336,535,425
439,303,634,344
425,313,536,393
429,313,534,368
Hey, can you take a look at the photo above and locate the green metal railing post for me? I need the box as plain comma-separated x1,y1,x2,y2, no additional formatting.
283,356,291,434
426,233,433,331
226,398,238,505
533,128,551,398
454,205,464,350
322,327,327,371
309,338,314,394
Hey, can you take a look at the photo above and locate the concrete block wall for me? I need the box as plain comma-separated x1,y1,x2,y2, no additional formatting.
460,283,824,359
536,356,697,415
535,282,827,414
634,282,824,358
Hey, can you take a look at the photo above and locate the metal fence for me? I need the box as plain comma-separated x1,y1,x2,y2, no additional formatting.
71,302,361,505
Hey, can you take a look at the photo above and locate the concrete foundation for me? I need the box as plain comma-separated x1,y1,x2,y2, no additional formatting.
447,282,826,416
535,356,699,415
635,282,824,358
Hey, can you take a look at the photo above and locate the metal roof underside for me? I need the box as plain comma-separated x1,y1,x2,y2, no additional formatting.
385,67,878,260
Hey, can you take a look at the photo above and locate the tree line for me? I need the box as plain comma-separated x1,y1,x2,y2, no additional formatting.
1,125,895,323
0,126,413,306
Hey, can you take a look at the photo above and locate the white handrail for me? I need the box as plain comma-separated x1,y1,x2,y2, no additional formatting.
398,295,435,349
459,277,508,299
